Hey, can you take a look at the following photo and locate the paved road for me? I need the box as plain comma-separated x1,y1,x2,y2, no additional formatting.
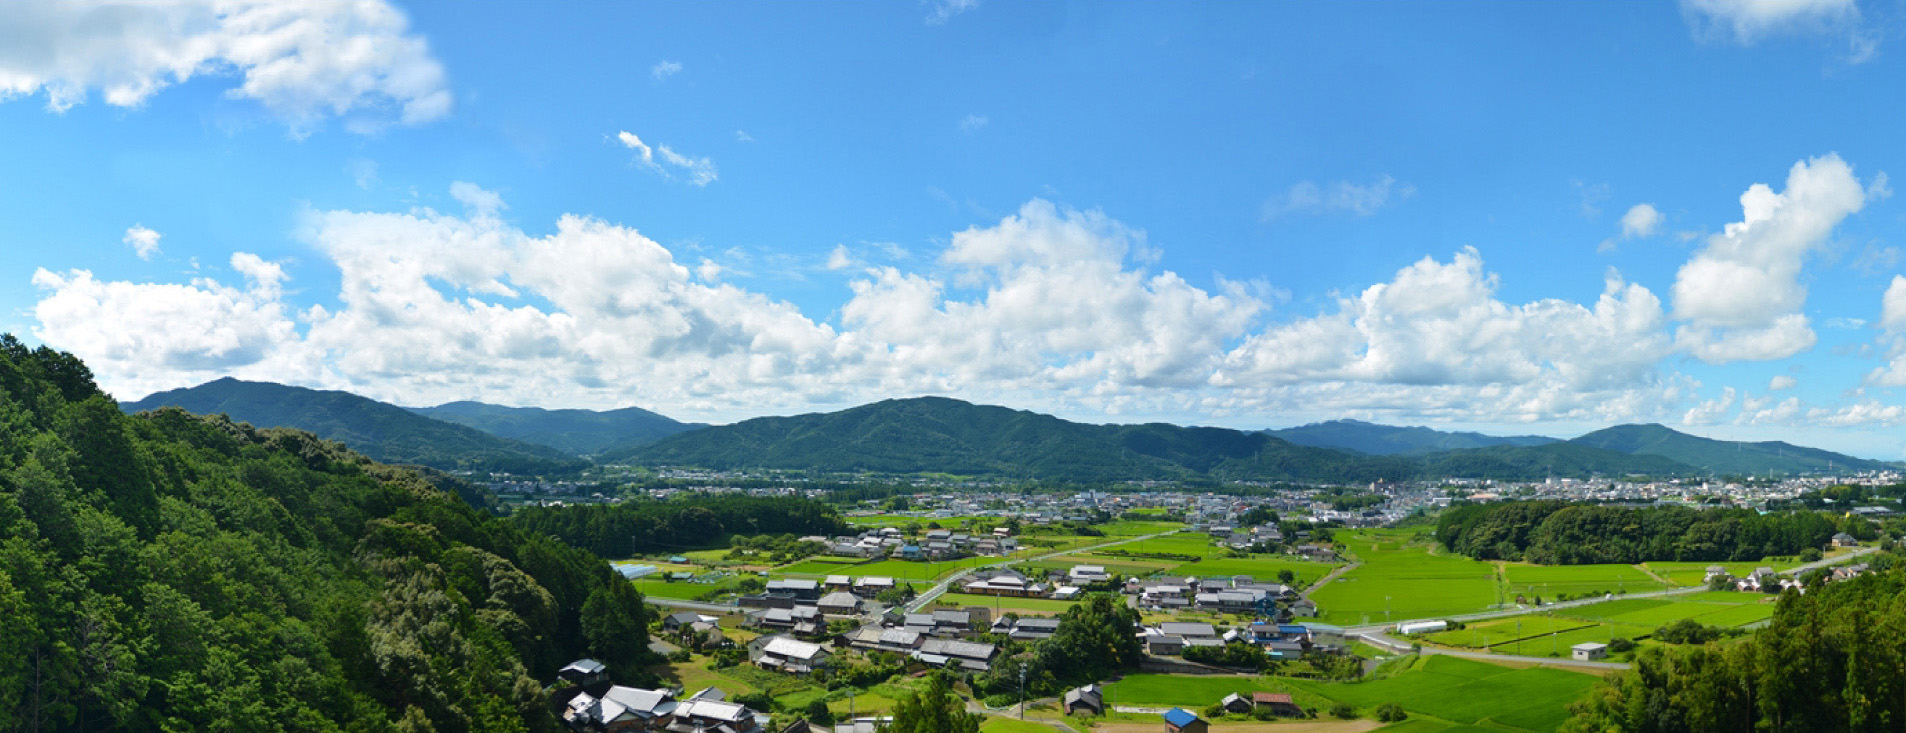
906,529,1182,613
1353,630,1632,670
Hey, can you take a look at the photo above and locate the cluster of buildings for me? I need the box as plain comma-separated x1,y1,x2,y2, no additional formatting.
1138,620,1334,660
1128,576,1316,620
558,662,766,733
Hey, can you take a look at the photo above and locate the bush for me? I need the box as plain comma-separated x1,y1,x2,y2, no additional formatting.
804,699,836,726
1375,702,1408,722
1251,706,1276,721
1608,637,1637,653
1802,547,1824,562
1330,702,1355,719
1203,704,1227,720
983,693,1018,708
735,691,775,712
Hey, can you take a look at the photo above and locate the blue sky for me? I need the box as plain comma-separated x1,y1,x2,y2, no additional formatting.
7,0,1906,458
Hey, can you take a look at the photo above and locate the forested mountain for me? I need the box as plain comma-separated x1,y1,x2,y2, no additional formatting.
1267,419,1558,455
601,396,1672,483
599,396,1389,482
409,401,702,456
0,336,650,731
123,378,588,475
507,495,848,559
1569,423,1889,476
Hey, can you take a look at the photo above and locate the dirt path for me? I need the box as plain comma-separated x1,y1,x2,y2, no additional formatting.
1633,563,1674,586
1300,562,1360,598
1093,721,1383,733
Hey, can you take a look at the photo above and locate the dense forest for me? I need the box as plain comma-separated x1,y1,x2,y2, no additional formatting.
1434,501,1843,564
506,495,848,558
0,337,650,732
1565,565,1906,732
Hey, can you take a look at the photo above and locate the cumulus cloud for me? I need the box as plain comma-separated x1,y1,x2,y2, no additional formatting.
1683,387,1737,425
1681,0,1876,61
616,130,717,186
926,0,979,25
1863,275,1906,385
32,253,304,395
1600,203,1666,253
1672,154,1876,363
651,60,682,81
1263,175,1415,219
1769,374,1798,391
1217,249,1675,422
122,225,161,260
33,189,1710,427
0,0,451,134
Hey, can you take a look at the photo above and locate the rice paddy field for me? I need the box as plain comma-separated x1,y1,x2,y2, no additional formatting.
629,575,744,599
1289,655,1599,731
1310,530,1502,624
1106,656,1595,732
1555,595,1776,628
1179,557,1340,585
1422,592,1778,658
1500,563,1668,598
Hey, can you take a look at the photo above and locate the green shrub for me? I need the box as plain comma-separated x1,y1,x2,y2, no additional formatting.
1330,702,1355,719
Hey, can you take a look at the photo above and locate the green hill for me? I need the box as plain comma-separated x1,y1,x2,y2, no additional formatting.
1267,418,1559,455
1419,441,1695,479
0,336,651,730
409,400,703,455
123,378,588,475
1568,423,1889,476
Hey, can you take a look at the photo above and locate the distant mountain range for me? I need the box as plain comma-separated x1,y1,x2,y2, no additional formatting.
408,401,702,455
1267,419,1559,455
122,378,591,475
123,380,1892,482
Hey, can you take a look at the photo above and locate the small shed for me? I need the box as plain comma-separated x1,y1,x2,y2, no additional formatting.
1220,692,1254,714
1063,684,1104,715
1572,642,1609,661
1162,708,1208,733
1397,620,1448,635
1252,692,1303,717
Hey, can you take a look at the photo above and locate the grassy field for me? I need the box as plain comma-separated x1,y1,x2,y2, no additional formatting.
1500,563,1667,598
935,592,1079,615
1094,532,1219,556
1424,615,1595,648
1097,520,1185,536
1643,559,1805,586
776,557,867,574
1310,530,1502,624
1555,595,1776,628
1425,593,1778,658
1289,655,1598,731
978,719,1055,733
1101,673,1339,712
630,576,742,599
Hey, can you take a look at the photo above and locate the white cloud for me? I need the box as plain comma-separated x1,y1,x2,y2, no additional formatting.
32,189,1709,428
960,114,988,133
1769,374,1798,391
1681,0,1876,61
1742,395,1803,425
1809,401,1906,427
651,60,682,81
1218,250,1675,422
32,252,303,392
1672,154,1876,363
122,225,161,260
926,0,980,25
1264,175,1415,219
0,0,451,134
1620,203,1663,238
826,245,855,271
617,130,717,187
735,130,754,143
346,158,380,189
1863,276,1906,385
1683,387,1737,425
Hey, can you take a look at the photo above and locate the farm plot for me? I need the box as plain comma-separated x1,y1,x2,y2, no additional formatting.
1100,674,1337,712
1502,563,1666,598
1424,615,1593,648
631,575,742,600
1290,655,1598,731
1311,532,1501,624
1175,557,1340,585
1558,596,1775,628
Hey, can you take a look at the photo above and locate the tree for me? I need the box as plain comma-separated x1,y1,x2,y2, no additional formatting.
882,672,979,733
804,699,836,726
1375,702,1407,722
582,581,652,673
1277,569,1297,585
1330,702,1355,719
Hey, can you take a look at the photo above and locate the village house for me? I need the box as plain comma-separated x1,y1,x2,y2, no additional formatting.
1162,708,1208,733
748,606,823,636
749,635,833,674
852,576,897,597
557,658,607,687
912,638,998,672
1252,693,1303,717
1064,684,1104,716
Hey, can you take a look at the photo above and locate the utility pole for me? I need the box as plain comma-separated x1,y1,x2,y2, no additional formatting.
1019,665,1027,720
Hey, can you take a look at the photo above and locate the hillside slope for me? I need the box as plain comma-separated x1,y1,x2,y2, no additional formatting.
123,378,588,474
410,400,703,455
0,336,649,730
1569,423,1889,476
1268,419,1559,455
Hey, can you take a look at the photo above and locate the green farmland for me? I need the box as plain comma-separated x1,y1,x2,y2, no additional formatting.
1424,593,1777,658
1501,563,1668,598
1311,530,1502,624
1176,556,1339,586
1290,655,1599,731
